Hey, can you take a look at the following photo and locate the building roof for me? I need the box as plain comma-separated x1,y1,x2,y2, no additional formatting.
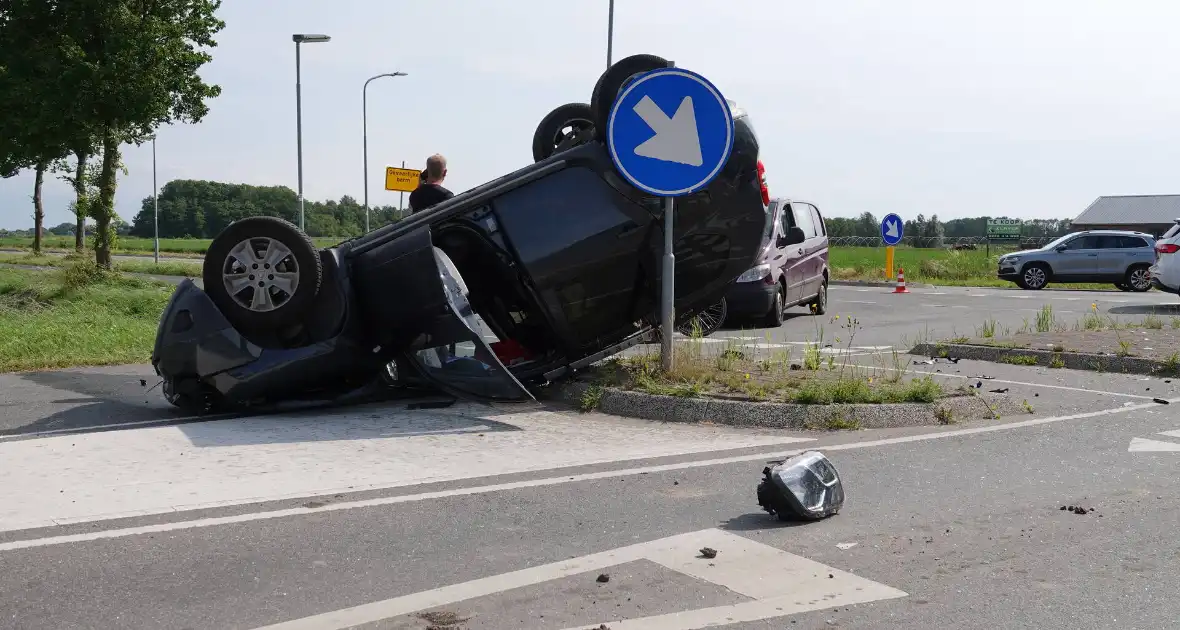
1073,195,1180,226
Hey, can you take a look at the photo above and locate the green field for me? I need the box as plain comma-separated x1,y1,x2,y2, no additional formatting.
0,264,175,372
0,238,1130,290
0,235,343,257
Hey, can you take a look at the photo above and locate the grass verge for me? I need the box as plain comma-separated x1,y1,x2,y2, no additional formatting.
0,264,174,372
0,252,200,277
588,343,948,405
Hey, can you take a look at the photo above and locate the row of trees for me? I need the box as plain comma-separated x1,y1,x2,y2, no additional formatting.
125,180,408,239
0,0,225,265
825,212,1074,240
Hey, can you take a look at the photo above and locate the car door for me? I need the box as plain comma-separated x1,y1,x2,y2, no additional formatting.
1105,235,1152,280
779,204,807,305
405,247,535,402
789,203,822,299
806,203,829,293
1051,235,1100,279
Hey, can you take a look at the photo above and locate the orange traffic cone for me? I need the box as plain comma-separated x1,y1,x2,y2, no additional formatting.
893,267,909,294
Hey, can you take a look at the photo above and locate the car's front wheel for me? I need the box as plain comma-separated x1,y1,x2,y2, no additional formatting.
763,282,785,327
591,54,671,139
202,216,323,332
1018,263,1050,290
1126,265,1152,292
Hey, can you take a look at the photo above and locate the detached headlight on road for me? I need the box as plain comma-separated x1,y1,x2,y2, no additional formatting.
757,451,845,521
736,264,771,283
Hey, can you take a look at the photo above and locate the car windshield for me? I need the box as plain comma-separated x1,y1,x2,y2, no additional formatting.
760,202,777,250
1042,234,1074,249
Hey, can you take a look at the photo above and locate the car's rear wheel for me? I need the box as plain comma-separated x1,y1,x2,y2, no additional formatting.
591,54,671,140
202,216,322,332
810,278,828,315
1018,263,1049,290
531,103,595,162
763,282,785,327
1126,265,1152,292
677,298,727,337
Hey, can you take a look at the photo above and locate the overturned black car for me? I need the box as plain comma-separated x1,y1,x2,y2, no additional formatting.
152,54,771,410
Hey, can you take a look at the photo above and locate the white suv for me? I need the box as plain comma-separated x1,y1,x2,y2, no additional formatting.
1149,219,1180,294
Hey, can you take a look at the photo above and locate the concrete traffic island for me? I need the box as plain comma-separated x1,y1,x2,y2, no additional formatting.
545,347,1029,430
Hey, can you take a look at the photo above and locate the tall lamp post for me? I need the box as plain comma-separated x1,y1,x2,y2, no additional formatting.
151,135,158,265
292,33,331,232
362,71,408,233
606,0,615,68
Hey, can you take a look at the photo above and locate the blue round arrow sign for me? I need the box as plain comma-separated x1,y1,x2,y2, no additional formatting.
880,213,904,246
606,68,734,197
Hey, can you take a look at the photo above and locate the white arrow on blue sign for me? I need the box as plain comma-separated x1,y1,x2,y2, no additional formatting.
606,68,734,197
880,213,904,246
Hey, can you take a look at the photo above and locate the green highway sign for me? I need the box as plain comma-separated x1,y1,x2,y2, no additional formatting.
987,218,1022,241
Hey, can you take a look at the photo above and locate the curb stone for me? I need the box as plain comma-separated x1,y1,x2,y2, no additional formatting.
550,382,1028,429
912,342,1180,377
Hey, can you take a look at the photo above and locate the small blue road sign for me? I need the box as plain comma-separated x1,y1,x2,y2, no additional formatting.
880,213,904,246
606,67,734,197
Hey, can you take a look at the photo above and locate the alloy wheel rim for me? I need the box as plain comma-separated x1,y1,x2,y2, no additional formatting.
222,236,300,313
1131,269,1150,290
1025,267,1046,288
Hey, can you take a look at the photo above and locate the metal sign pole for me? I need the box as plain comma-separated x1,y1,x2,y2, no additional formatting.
660,196,676,372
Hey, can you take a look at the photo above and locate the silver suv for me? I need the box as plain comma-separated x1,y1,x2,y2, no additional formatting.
997,230,1157,291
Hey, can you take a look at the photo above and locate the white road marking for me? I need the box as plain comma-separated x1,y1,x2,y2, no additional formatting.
3,396,1175,553
742,343,790,350
968,294,987,297
0,405,812,534
842,300,877,304
249,528,905,630
1128,437,1180,452
846,363,1160,400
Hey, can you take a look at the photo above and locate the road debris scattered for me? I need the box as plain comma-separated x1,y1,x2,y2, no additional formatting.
989,388,1009,394
415,610,469,628
302,501,326,509
699,547,718,559
836,542,858,550
596,573,611,583
1153,398,1170,405
1060,505,1094,515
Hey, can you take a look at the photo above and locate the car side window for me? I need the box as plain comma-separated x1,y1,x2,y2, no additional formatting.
1117,236,1149,248
809,204,826,236
792,203,815,238
1062,236,1096,250
780,204,796,235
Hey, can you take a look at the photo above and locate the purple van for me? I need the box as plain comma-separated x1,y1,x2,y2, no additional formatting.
723,198,830,325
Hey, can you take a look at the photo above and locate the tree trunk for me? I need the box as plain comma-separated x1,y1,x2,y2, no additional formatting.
32,161,47,256
73,149,90,251
94,129,120,269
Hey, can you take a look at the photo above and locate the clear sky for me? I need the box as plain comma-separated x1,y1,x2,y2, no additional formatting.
3,0,1179,231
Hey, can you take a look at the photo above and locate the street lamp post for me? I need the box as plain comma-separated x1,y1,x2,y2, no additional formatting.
362,71,408,233
292,33,331,232
607,0,615,68
152,135,158,265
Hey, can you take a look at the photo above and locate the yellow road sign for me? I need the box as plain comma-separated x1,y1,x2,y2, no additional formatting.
384,166,420,193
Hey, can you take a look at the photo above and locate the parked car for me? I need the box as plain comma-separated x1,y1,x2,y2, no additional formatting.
151,54,771,410
723,198,829,325
997,230,1157,291
1149,219,1180,294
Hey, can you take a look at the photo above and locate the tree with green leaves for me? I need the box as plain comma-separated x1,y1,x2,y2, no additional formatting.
0,0,79,254
52,0,225,267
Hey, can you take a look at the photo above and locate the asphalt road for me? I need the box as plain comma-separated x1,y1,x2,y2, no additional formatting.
2,286,1180,629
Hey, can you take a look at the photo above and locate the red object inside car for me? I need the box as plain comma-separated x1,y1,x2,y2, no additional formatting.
490,339,531,365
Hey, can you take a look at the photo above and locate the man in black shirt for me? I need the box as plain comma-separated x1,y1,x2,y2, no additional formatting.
408,154,454,213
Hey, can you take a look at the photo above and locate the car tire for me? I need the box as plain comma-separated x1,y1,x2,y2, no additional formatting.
763,282,785,327
1018,263,1049,290
531,102,595,162
1125,265,1152,292
677,298,727,338
810,278,828,316
202,216,322,332
591,54,671,141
